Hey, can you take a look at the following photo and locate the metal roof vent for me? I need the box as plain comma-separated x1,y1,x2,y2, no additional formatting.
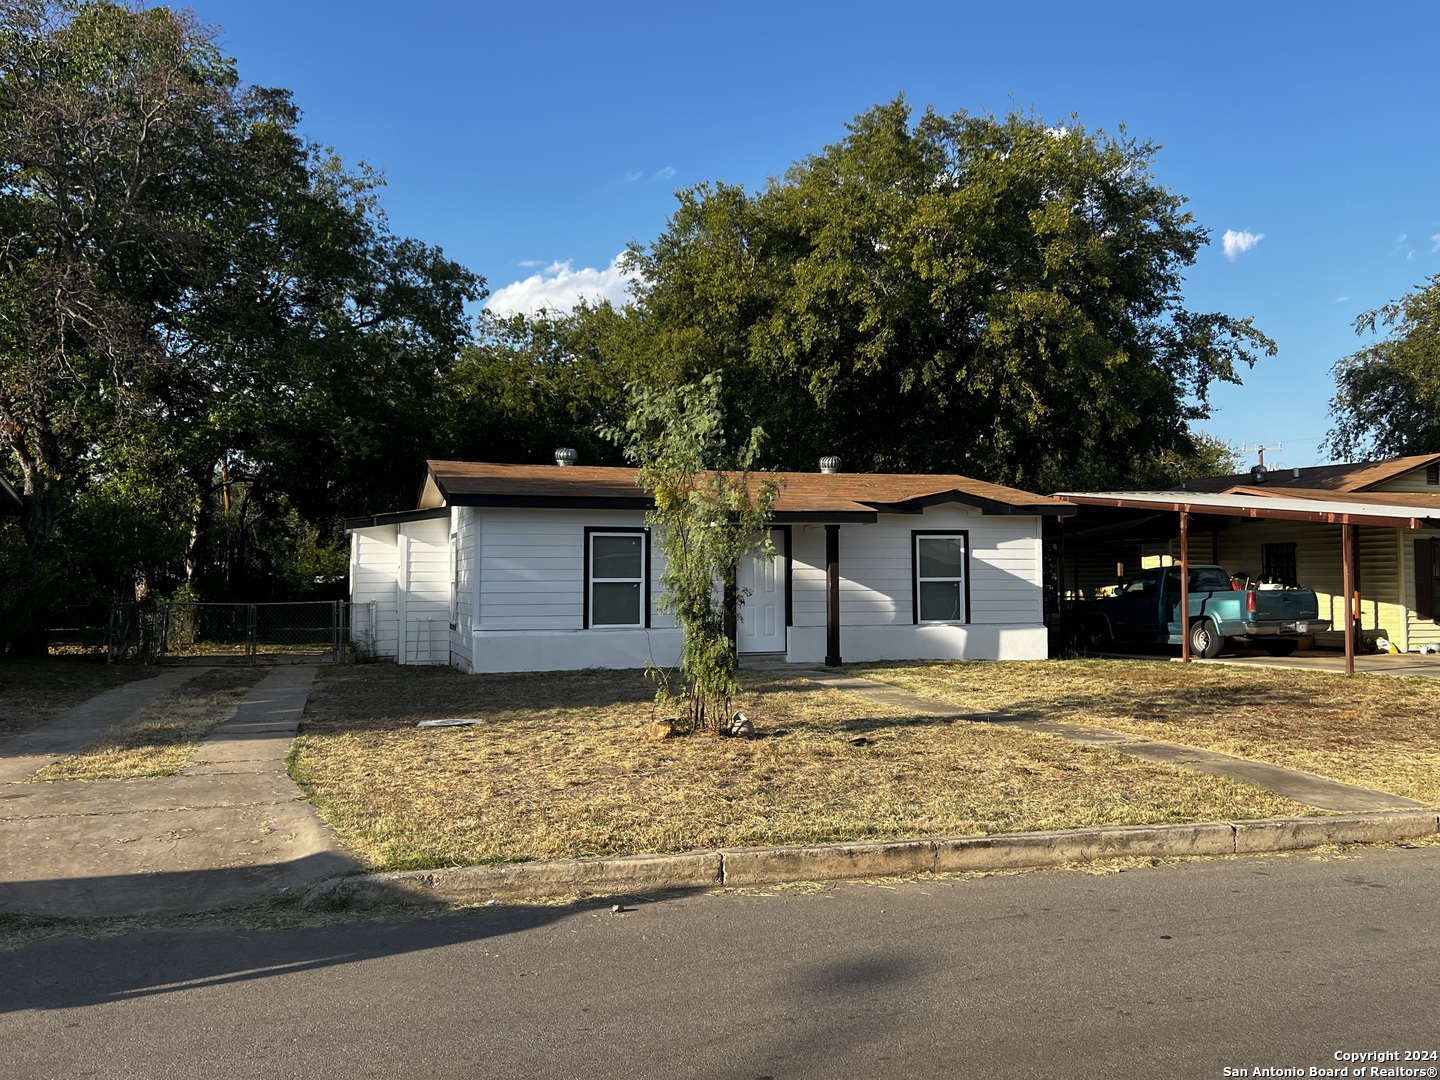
1251,464,1268,484
555,447,578,467
819,455,841,474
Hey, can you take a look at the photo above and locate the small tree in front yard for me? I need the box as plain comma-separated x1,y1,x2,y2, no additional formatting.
604,375,778,733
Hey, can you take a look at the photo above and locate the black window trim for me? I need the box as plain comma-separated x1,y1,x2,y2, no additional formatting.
911,529,971,625
583,526,651,629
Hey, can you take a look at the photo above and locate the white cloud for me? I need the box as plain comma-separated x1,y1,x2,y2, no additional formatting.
1222,229,1264,261
624,170,642,182
1432,233,1440,252
1334,295,1350,304
652,165,676,181
517,259,546,268
485,253,636,317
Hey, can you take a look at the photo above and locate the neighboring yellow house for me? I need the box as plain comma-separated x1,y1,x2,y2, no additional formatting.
1056,454,1440,653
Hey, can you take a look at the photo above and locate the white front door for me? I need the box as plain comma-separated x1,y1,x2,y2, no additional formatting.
737,529,786,654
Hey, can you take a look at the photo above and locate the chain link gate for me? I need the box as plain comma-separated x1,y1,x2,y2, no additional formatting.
149,601,349,664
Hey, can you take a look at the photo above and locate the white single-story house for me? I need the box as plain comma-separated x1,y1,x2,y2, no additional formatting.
345,456,1076,673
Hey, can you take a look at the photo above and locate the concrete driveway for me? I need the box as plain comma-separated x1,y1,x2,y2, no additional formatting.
1199,650,1440,678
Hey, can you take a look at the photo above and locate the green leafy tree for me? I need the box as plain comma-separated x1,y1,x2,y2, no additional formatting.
614,98,1275,490
441,307,633,468
605,375,778,733
1328,275,1440,459
0,1,482,644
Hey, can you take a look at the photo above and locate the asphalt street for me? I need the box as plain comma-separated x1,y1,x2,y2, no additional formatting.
3,845,1438,1080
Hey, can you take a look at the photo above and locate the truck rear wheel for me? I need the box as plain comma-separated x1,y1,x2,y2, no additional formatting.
1084,620,1111,652
1188,618,1224,659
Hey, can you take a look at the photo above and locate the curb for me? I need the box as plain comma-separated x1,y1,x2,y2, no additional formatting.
301,810,1440,911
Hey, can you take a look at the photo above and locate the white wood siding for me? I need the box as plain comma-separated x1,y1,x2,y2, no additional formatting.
450,506,476,672
476,510,672,632
400,517,451,664
350,528,399,659
790,508,1041,628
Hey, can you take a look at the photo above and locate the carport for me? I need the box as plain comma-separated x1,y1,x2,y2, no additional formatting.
1051,489,1440,674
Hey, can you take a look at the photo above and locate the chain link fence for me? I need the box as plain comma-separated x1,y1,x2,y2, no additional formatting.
143,601,350,664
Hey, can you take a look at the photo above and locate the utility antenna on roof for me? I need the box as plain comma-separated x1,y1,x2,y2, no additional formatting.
1241,443,1282,469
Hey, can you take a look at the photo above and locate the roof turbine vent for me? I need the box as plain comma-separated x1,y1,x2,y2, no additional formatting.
1251,464,1268,484
555,447,578,467
819,455,842,475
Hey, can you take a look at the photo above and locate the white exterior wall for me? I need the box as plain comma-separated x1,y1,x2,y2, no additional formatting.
350,527,400,659
398,516,451,665
355,502,1049,673
785,506,1047,663
450,506,476,673
468,509,681,674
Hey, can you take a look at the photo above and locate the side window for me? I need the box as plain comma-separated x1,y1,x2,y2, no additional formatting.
586,530,648,628
913,533,968,623
1261,543,1298,587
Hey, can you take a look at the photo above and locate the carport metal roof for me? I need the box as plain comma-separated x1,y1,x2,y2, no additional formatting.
1051,488,1440,675
1053,490,1440,530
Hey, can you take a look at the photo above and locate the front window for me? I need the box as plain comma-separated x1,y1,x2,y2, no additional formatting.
588,531,646,627
914,533,967,622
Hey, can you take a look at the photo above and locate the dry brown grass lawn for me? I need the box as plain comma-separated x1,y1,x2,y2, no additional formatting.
30,667,267,781
851,659,1440,806
0,658,158,739
291,663,1307,872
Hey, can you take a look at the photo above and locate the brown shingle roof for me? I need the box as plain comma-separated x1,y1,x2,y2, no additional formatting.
1181,453,1440,493
1227,485,1440,510
421,461,1073,519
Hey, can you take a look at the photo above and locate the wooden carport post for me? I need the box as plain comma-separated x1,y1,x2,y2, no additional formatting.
1341,521,1355,675
1179,511,1190,663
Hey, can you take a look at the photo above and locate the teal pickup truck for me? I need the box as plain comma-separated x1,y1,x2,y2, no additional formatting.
1072,564,1330,658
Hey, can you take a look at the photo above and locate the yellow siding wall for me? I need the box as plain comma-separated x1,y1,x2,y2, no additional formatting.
1372,467,1440,494
1403,536,1440,650
1214,521,1406,650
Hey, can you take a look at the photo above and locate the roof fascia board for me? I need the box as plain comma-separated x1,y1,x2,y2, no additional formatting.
1061,494,1440,530
444,494,654,510
866,492,1077,517
770,510,880,523
1354,453,1440,491
345,507,451,531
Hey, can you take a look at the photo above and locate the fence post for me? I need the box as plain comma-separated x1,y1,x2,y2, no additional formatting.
247,604,257,663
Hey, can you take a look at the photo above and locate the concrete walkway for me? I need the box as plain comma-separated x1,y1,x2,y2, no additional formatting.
0,665,357,918
0,666,213,784
801,669,1427,814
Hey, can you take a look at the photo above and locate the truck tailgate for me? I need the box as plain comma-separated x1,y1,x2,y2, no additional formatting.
1251,590,1320,621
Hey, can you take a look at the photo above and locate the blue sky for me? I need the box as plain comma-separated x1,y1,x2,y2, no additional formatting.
190,0,1440,470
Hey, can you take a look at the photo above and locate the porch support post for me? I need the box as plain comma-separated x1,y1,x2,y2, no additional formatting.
1341,521,1355,675
825,524,841,667
1180,511,1191,663
1350,524,1364,654
1056,517,1067,639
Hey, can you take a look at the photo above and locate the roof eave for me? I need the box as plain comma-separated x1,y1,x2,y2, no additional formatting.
345,507,451,531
